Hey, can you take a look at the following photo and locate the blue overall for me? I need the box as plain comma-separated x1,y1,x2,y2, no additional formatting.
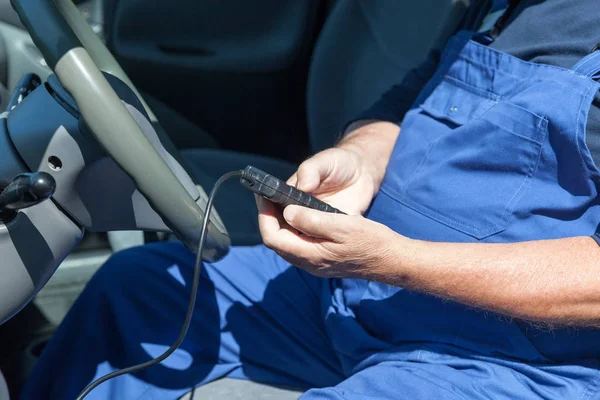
22,32,600,399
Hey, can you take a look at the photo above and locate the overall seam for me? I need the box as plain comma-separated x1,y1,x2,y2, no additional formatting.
446,49,594,97
387,109,546,237
379,185,498,235
574,86,596,176
464,37,600,83
572,52,600,76
503,130,546,220
579,368,600,400
399,134,440,195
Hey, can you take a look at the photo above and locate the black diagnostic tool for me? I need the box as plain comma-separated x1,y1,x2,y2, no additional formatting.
240,165,345,214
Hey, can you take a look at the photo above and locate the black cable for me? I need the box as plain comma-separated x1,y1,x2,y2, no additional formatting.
76,170,243,400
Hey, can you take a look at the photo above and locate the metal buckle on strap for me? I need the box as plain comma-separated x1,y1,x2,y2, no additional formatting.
472,33,495,46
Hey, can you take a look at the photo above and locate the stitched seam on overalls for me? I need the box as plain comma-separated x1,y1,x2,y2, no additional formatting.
387,118,546,235
384,160,539,237
443,75,500,101
572,52,600,76
415,348,423,362
499,126,544,145
503,130,545,219
490,103,548,140
405,197,494,233
133,385,154,400
366,360,473,400
575,86,597,177
537,115,548,131
579,368,600,400
462,39,600,87
448,50,594,97
379,186,497,235
400,137,442,195
451,34,600,90
405,96,504,197
450,49,557,76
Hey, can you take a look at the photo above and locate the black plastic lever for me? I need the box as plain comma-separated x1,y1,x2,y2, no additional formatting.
0,172,56,221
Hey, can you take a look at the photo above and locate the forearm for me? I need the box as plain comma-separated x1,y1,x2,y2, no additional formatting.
384,235,600,327
338,120,400,190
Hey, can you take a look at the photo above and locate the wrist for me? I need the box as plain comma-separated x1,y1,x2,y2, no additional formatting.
338,142,380,186
374,232,423,287
342,119,381,136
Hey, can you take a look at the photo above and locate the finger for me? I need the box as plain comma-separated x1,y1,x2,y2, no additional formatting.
295,154,333,193
256,200,315,256
283,205,352,240
286,172,298,187
256,195,299,243
261,223,326,262
255,194,271,214
256,195,283,233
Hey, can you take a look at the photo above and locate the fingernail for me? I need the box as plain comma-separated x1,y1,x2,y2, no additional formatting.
284,206,297,222
296,180,309,191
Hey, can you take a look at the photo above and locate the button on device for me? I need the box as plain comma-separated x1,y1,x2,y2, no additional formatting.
240,165,345,214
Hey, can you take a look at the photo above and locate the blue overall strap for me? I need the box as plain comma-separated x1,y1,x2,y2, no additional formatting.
572,49,600,81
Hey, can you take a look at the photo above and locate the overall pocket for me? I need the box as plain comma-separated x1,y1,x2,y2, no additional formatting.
385,77,548,239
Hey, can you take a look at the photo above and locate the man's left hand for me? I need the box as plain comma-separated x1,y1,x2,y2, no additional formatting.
256,196,404,279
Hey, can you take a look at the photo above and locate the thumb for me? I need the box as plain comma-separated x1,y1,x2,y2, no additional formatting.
295,154,332,193
283,205,351,240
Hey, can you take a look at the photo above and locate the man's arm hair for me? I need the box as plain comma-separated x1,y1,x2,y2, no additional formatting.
383,236,600,328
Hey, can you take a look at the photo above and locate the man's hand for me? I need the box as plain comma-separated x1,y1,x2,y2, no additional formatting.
256,199,401,279
286,119,401,215
286,147,378,215
256,144,396,279
254,121,600,327
256,119,400,278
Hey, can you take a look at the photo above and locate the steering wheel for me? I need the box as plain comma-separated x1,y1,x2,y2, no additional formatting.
9,0,230,258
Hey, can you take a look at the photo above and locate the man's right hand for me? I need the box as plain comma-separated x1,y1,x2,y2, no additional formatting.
286,120,400,214
256,119,400,246
287,147,376,215
254,119,401,271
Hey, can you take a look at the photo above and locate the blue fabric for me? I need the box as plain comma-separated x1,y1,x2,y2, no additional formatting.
22,243,344,399
22,33,600,399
